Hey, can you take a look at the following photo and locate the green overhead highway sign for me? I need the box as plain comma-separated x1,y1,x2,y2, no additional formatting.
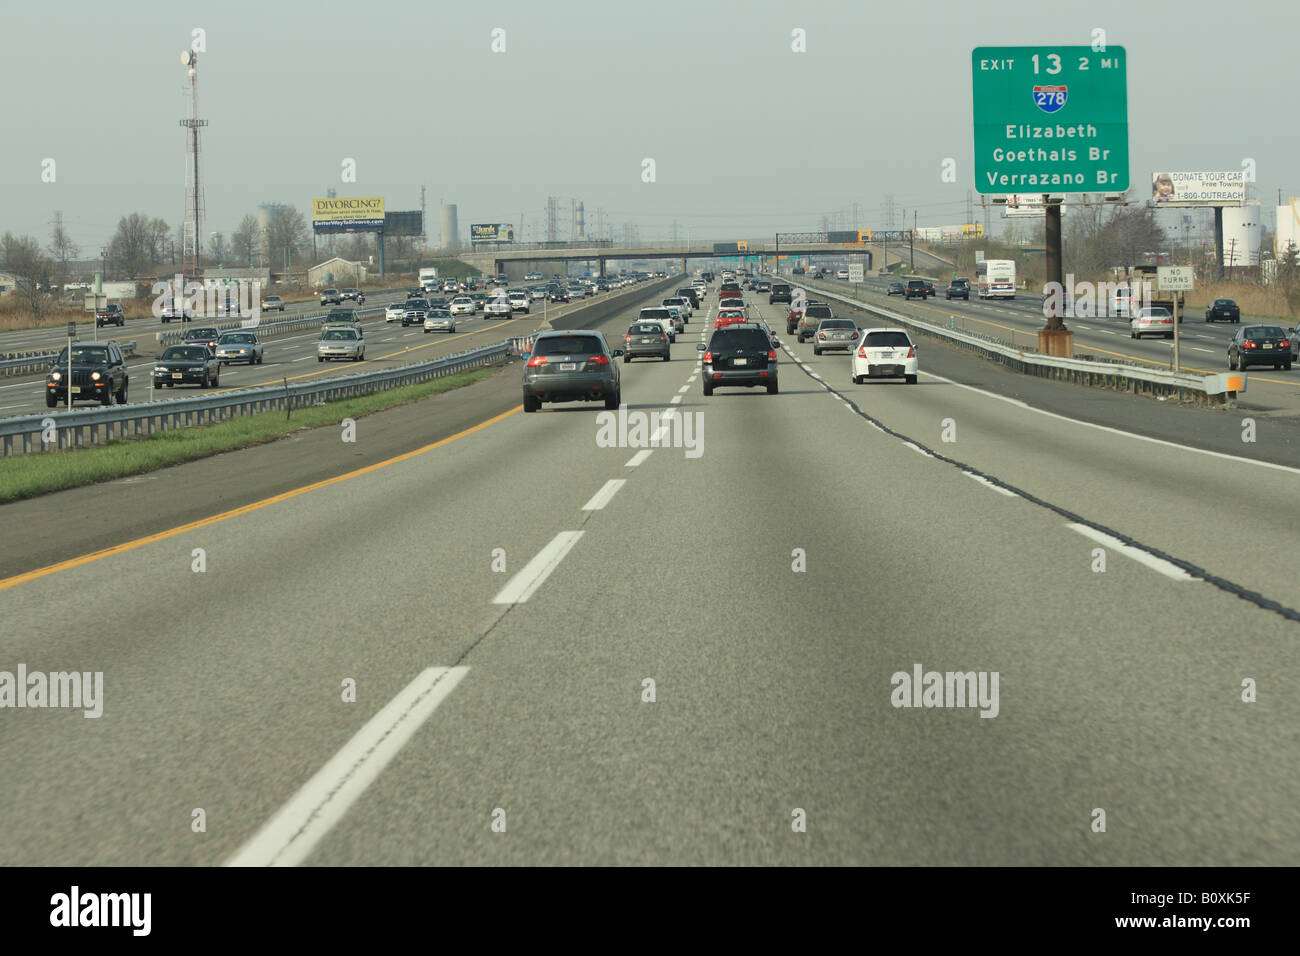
972,45,1128,194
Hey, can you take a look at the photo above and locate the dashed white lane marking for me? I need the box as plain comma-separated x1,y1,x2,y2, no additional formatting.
670,395,683,404
1066,523,1198,581
625,450,652,467
581,478,626,512
678,385,689,393
493,530,586,604
1189,347,1214,353
965,472,1019,497
223,665,470,867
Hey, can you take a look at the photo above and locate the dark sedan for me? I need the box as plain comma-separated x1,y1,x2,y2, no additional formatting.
183,327,221,351
1228,326,1291,371
887,281,905,296
153,345,221,388
1205,298,1240,323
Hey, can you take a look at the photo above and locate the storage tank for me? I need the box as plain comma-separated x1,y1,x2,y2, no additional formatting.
1276,198,1300,259
1222,201,1260,267
440,204,459,251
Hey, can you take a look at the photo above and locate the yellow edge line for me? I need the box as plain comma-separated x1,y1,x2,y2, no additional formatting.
0,404,522,593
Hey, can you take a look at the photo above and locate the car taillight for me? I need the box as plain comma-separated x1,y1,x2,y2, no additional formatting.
907,346,916,358
1242,341,1256,349
587,354,609,365
659,333,666,341
527,355,548,366
1280,340,1290,349
818,332,825,339
768,350,776,360
703,351,713,362
858,347,868,357
625,334,631,342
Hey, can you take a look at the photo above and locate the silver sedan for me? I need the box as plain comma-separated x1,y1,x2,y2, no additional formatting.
318,328,365,362
215,332,264,365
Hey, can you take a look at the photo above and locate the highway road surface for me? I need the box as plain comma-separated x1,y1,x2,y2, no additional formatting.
1,282,1296,865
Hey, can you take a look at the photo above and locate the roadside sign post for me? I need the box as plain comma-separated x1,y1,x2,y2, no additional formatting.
973,45,1129,356
66,322,77,412
1158,266,1194,372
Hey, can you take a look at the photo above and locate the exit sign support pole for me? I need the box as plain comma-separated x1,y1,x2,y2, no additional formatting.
1044,198,1064,331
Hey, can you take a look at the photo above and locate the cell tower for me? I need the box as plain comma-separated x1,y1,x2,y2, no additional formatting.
179,49,208,275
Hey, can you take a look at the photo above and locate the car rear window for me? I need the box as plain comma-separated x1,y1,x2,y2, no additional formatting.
772,284,791,292
535,335,605,356
1244,327,1284,337
641,309,671,319
805,306,833,319
821,319,856,329
630,324,662,335
864,331,912,348
710,328,770,350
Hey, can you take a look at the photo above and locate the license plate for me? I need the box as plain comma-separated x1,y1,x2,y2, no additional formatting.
641,338,655,343
560,362,577,371
70,386,81,394
733,357,748,366
1262,344,1273,349
172,373,183,379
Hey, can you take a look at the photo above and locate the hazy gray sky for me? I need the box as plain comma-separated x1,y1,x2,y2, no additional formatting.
1,0,1292,252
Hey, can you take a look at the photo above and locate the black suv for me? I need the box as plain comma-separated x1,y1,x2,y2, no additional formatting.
523,330,624,412
905,280,930,300
769,282,793,304
95,304,125,328
946,279,970,300
676,287,701,309
698,325,779,395
46,342,129,407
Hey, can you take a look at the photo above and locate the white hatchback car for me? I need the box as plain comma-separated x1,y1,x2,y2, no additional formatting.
851,327,918,384
1130,306,1174,339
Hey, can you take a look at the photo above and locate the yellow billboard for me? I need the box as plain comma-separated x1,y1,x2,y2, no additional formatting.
311,197,385,231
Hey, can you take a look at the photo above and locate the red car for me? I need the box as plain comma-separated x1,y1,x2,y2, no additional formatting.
714,310,748,330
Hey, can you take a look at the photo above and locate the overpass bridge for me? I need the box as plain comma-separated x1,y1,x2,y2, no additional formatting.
457,233,916,278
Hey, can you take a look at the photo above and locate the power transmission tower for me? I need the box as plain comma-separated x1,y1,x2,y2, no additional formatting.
546,196,560,242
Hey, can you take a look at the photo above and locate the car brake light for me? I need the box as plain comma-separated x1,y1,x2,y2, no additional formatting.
625,334,631,341
1242,341,1256,349
1280,340,1290,349
527,355,548,366
768,350,776,360
587,354,609,365
858,347,868,357
906,346,916,358
703,351,712,362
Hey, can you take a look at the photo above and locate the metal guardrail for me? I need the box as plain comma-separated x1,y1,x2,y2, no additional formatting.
155,306,386,347
799,279,1241,406
0,341,512,457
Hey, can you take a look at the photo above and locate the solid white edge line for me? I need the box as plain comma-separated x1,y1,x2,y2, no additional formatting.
625,449,652,467
964,472,1018,497
581,478,626,512
921,371,1300,476
1065,523,1197,581
901,441,931,457
223,665,470,867
492,530,586,604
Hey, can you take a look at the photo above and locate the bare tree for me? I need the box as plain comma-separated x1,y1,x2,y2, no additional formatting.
48,219,80,281
108,214,172,276
2,232,56,317
264,205,310,270
230,215,259,266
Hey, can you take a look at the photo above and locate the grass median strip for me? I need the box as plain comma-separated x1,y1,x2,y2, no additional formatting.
0,365,501,503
